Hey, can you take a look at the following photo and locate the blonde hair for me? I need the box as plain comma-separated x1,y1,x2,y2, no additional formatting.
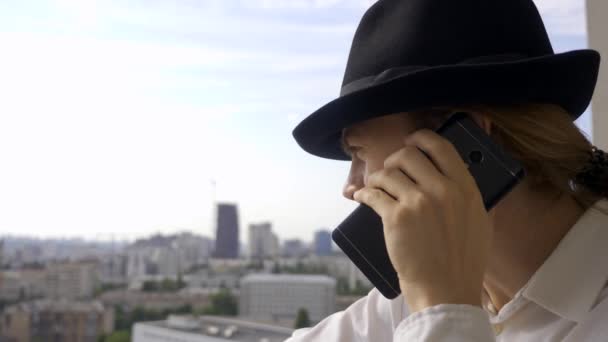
413,103,605,209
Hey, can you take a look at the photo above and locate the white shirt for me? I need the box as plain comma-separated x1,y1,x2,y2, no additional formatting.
286,199,608,341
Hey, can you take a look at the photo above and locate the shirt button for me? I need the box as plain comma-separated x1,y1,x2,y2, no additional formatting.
486,302,498,315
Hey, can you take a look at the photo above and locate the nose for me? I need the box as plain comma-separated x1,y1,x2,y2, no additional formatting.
342,161,365,200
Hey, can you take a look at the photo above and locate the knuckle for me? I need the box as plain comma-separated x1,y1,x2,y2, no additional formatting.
432,184,448,200
384,152,400,169
427,139,446,153
403,145,418,154
409,190,430,209
434,179,453,198
380,168,392,178
442,139,458,155
386,167,402,179
386,147,410,167
383,154,396,168
388,146,419,167
409,129,424,139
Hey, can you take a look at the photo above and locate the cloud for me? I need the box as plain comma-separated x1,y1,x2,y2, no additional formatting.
287,113,304,126
534,0,587,36
240,0,375,9
238,0,586,36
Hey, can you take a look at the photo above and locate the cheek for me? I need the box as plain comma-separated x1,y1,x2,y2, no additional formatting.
362,156,387,186
361,142,404,185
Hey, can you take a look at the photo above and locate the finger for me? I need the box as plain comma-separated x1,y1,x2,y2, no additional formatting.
367,167,417,201
384,145,445,188
353,187,396,217
405,129,474,186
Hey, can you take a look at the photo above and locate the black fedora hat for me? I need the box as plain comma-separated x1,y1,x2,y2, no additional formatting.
292,0,601,161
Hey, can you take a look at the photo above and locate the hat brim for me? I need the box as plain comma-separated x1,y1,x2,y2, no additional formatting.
292,49,601,161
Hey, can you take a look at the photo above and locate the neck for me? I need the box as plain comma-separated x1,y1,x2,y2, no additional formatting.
482,184,586,311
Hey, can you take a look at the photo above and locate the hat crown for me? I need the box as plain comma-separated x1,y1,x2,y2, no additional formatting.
343,0,554,86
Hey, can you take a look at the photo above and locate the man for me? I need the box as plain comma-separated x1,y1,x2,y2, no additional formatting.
287,0,608,340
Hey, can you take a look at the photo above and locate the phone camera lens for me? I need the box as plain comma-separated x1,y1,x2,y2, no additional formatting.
469,150,484,164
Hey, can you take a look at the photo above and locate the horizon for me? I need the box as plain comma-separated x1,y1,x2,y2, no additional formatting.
0,217,332,245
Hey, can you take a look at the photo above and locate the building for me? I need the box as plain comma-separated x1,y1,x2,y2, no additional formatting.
99,288,211,312
271,254,372,292
587,0,608,150
0,300,114,342
0,271,23,301
126,247,155,279
45,261,99,300
127,246,179,279
127,234,179,279
0,269,46,302
281,239,308,258
0,238,4,268
239,274,336,324
13,244,43,267
313,230,332,256
248,223,279,260
154,247,181,277
213,204,240,259
0,239,5,293
19,269,47,299
133,315,293,342
98,254,127,285
126,233,214,281
184,270,241,290
172,233,214,269
313,254,373,291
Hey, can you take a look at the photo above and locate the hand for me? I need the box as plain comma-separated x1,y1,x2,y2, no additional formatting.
353,129,493,312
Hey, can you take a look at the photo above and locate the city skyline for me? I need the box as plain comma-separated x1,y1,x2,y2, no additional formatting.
0,0,594,241
0,223,334,253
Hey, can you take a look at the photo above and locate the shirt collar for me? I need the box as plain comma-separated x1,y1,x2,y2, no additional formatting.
522,199,608,323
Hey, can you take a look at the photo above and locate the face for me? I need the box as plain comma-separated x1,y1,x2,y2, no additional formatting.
341,113,420,200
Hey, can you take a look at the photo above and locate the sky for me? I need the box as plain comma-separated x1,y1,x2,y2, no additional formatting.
0,0,596,243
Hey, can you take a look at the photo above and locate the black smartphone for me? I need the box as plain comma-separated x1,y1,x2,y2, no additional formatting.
332,112,525,299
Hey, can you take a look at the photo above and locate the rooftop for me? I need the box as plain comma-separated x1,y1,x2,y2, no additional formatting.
4,299,108,314
241,273,336,285
138,315,293,342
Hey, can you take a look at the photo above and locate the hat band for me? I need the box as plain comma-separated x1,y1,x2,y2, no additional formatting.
339,53,528,97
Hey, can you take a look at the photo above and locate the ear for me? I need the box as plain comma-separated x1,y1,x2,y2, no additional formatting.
468,112,492,136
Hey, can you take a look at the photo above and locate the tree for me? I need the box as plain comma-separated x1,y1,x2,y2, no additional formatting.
295,260,305,273
175,304,193,314
161,278,175,291
352,279,371,296
294,308,311,329
272,261,281,274
177,273,186,289
102,331,131,342
200,288,238,316
336,277,350,295
113,306,130,331
142,281,158,292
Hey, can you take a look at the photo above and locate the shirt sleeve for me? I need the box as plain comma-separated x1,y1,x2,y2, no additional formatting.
285,288,403,342
565,287,608,341
394,304,496,341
